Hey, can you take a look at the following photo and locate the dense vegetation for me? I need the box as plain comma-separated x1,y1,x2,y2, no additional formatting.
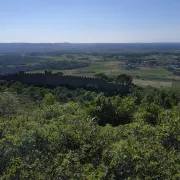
0,80,180,179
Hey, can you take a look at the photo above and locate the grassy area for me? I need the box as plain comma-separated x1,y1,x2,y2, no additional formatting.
133,79,172,88
40,55,104,62
27,62,41,66
40,56,71,61
7,65,16,68
27,58,180,88
138,67,172,76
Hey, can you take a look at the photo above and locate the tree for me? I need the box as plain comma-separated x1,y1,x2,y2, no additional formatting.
0,92,19,117
116,74,133,87
45,70,52,75
55,71,64,76
87,94,136,126
42,93,56,106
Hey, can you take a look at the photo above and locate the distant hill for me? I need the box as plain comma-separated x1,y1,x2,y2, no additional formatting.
0,43,180,54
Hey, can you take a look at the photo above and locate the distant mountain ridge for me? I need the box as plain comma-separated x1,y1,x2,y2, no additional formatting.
0,43,180,54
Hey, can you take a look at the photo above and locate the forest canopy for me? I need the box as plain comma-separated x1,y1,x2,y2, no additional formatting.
0,81,180,179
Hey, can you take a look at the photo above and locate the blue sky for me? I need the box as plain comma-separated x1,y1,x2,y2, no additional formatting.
0,0,180,43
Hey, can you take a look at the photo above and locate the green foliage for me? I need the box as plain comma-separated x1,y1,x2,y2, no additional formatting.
42,93,56,106
0,81,180,179
54,71,64,76
130,86,180,108
135,102,161,125
116,74,133,87
103,140,177,179
0,92,19,117
87,94,136,126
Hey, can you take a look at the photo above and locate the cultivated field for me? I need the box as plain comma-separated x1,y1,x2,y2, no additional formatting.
29,55,180,88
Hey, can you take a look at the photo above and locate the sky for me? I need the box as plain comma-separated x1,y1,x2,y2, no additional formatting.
0,0,180,43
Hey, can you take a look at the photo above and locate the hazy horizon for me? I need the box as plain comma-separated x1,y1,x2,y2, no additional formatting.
1,0,180,43
1,42,180,44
